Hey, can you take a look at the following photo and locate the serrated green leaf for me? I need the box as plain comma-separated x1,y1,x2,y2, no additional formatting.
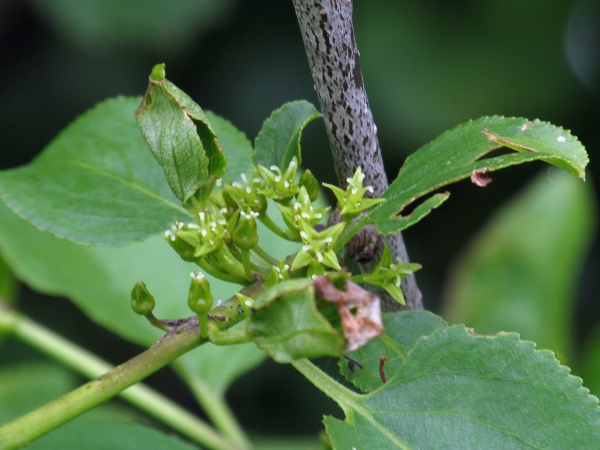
135,68,226,203
581,325,600,399
376,192,450,236
254,101,321,169
248,286,343,363
340,311,447,393
443,170,596,362
340,116,589,244
0,97,191,246
325,325,600,449
163,81,227,184
205,111,253,183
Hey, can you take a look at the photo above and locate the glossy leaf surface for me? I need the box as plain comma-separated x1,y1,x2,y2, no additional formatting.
0,97,191,246
248,283,343,363
136,66,226,203
325,318,600,449
254,101,321,169
339,311,447,392
205,111,254,183
340,116,589,245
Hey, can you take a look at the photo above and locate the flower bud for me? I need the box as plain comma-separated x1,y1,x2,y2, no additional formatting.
233,209,259,250
299,169,319,201
257,158,301,202
131,281,156,316
187,271,214,314
164,221,199,261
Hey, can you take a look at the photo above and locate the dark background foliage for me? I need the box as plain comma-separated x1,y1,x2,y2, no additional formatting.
1,0,599,441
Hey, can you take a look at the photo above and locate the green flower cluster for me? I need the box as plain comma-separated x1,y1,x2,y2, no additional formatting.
163,158,420,312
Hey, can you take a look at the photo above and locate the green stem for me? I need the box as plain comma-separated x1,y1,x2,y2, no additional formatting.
216,247,252,282
240,249,253,280
291,358,361,419
145,311,171,331
198,313,209,339
252,245,277,265
175,365,252,449
259,214,298,241
197,257,245,284
0,305,242,450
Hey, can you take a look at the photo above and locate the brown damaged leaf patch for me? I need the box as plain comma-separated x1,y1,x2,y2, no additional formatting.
314,276,383,351
471,167,493,187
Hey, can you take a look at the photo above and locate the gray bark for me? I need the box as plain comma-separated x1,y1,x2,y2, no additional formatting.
293,0,423,310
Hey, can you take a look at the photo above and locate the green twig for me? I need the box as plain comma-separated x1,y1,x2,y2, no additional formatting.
0,304,242,450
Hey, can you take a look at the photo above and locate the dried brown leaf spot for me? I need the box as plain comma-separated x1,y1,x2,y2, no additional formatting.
471,167,493,187
314,276,383,351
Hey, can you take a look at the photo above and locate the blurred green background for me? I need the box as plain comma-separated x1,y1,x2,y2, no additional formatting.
1,0,599,444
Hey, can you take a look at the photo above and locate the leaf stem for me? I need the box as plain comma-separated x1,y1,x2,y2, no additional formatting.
0,304,242,450
216,246,253,282
175,365,252,449
240,248,253,280
197,257,246,284
291,358,360,419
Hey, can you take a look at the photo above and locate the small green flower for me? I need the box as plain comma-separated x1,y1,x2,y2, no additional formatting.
264,259,291,287
299,169,319,201
225,171,267,215
164,220,200,261
355,243,421,305
187,271,214,314
232,208,259,251
277,186,329,234
291,220,345,272
258,157,301,202
323,167,385,220
193,207,229,258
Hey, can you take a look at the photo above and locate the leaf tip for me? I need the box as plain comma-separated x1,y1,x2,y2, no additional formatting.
150,63,166,83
